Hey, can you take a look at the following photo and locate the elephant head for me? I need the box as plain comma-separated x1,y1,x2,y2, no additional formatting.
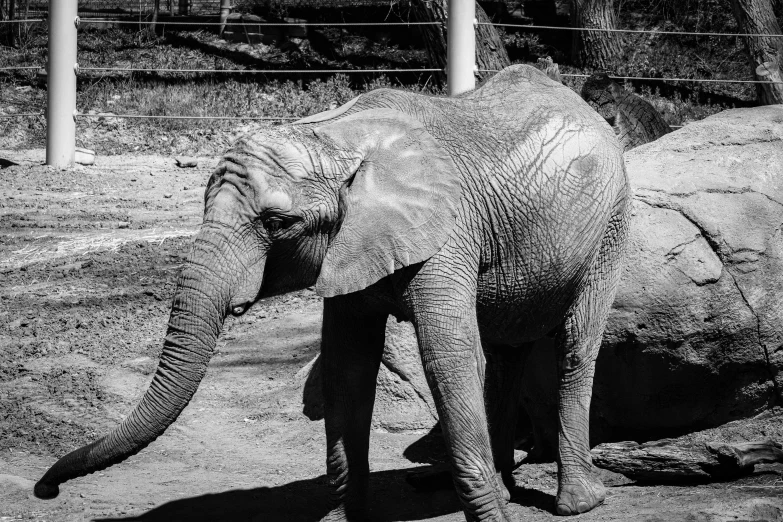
34,105,461,499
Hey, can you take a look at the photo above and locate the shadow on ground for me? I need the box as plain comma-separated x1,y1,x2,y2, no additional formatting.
96,467,459,522
0,158,19,169
95,465,557,521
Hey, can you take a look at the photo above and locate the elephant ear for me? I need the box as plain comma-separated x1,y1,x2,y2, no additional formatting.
313,108,462,298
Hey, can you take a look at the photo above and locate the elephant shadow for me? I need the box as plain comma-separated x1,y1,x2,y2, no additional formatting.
93,464,557,521
94,467,460,522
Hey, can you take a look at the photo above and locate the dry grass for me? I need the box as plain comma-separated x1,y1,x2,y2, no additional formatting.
1,228,197,270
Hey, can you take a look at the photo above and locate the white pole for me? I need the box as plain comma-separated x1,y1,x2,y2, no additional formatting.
46,0,78,168
446,0,476,96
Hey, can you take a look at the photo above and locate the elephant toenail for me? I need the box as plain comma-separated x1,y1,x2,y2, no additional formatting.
556,503,571,516
577,501,590,513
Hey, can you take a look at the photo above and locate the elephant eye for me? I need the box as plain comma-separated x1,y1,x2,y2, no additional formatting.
262,217,283,233
259,212,301,234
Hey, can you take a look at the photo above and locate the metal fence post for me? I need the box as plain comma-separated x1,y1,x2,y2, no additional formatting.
46,0,78,168
447,0,476,96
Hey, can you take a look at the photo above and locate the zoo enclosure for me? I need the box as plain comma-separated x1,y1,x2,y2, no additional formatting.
2,0,782,168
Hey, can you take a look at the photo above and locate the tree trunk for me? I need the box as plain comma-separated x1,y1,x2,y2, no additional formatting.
6,0,15,46
571,0,623,69
23,0,28,28
474,5,510,80
729,0,783,105
410,0,510,88
151,0,160,31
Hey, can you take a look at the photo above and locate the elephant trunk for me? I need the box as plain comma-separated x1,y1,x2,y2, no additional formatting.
34,224,262,499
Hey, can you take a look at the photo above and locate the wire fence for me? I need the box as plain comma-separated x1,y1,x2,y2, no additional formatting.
482,22,783,38
10,0,418,17
14,0,224,17
78,66,443,74
2,15,781,125
78,19,445,26
6,16,783,36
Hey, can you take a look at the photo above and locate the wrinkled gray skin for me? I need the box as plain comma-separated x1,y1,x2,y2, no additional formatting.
35,65,630,522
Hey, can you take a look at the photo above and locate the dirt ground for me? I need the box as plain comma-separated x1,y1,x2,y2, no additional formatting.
1,149,783,522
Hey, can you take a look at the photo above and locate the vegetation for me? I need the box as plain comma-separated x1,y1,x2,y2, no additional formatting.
0,0,778,155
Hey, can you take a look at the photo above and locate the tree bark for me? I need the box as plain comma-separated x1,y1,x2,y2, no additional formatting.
592,439,783,483
151,0,160,29
6,0,15,46
571,0,623,69
729,0,783,105
410,0,510,88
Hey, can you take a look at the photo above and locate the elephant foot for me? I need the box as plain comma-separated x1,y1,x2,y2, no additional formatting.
555,475,606,516
472,497,513,522
405,464,452,492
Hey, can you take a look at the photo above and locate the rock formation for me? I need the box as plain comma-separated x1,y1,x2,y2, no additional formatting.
297,318,437,433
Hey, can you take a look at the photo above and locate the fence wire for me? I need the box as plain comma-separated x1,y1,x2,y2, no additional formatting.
75,113,299,120
0,113,45,118
79,19,443,26
483,22,783,38
78,66,443,74
0,66,43,71
0,19,45,24
476,71,783,85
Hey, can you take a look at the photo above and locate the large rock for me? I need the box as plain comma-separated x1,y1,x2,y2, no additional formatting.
300,106,783,442
298,318,437,433
525,105,783,450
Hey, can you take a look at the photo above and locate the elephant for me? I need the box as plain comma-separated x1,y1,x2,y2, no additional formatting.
34,64,631,521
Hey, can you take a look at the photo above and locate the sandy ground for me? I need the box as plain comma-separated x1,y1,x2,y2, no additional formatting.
1,149,782,522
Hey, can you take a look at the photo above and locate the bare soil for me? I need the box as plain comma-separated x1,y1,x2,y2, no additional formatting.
1,150,782,522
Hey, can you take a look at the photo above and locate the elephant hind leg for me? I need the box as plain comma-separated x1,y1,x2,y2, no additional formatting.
553,214,628,516
552,313,607,516
320,299,387,521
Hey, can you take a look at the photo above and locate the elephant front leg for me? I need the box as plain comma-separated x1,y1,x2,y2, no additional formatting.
414,308,511,522
320,298,386,522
